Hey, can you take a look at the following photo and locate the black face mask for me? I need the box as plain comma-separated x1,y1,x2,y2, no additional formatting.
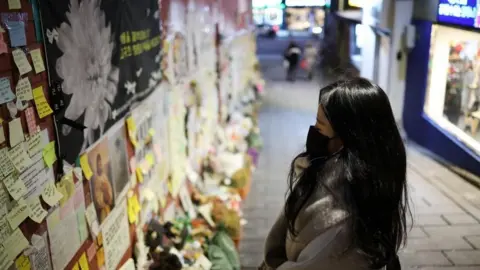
306,126,334,159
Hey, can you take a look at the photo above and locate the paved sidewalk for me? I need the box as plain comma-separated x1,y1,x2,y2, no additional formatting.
239,79,480,269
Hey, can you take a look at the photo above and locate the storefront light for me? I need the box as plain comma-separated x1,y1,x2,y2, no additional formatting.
285,0,326,7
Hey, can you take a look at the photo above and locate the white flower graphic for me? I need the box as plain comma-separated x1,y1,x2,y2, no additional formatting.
56,0,119,151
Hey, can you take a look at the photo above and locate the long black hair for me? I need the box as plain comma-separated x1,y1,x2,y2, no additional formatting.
284,78,411,268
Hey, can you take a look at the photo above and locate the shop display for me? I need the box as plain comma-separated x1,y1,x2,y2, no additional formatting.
0,0,264,270
425,25,480,153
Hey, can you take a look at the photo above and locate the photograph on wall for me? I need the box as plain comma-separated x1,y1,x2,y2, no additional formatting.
39,0,162,164
108,123,130,200
88,138,115,224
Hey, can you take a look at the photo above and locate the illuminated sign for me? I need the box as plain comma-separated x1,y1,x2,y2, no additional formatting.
437,0,478,27
285,0,326,7
253,0,283,8
348,0,363,8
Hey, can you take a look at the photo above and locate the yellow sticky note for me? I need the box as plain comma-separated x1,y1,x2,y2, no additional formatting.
41,180,64,206
7,200,29,229
72,263,80,270
8,0,21,9
78,252,89,270
148,128,155,137
127,199,137,224
80,154,93,180
42,141,56,167
145,153,155,167
8,142,32,173
14,254,30,270
12,49,32,76
56,183,68,206
3,172,27,200
96,247,105,269
27,197,47,223
135,167,144,183
30,49,45,74
32,86,53,119
126,117,138,147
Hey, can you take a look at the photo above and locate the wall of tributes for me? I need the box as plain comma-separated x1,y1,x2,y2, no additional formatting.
0,0,264,269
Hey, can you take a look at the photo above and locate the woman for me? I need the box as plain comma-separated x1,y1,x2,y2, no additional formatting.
284,41,301,82
261,78,410,270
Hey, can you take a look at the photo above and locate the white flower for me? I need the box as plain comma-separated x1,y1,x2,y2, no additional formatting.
56,0,119,150
125,81,136,95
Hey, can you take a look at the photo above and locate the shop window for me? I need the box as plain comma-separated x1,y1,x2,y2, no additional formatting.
425,25,480,153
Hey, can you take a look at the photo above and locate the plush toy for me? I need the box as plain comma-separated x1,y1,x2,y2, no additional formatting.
148,251,183,270
211,200,241,239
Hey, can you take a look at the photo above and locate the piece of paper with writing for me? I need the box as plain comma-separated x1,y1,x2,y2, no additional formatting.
16,77,34,101
12,49,32,75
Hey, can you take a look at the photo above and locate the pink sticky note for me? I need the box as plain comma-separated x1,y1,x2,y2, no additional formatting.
0,35,7,55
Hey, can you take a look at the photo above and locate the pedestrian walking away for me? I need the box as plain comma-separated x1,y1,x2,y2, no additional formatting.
260,78,410,270
303,42,317,80
283,41,301,82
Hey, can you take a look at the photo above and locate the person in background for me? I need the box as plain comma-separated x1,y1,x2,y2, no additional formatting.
284,41,302,82
260,78,410,270
304,42,318,80
93,154,114,223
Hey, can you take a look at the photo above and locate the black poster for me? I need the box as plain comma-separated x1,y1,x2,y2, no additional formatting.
40,0,162,163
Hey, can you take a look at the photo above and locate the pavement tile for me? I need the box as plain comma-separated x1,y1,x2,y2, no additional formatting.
399,251,451,267
404,237,473,251
465,236,480,249
444,250,480,265
443,214,479,225
415,215,449,226
422,225,480,238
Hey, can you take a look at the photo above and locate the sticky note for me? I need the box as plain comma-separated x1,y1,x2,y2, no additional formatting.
30,49,45,74
72,263,80,270
0,125,5,144
32,86,53,118
16,77,33,101
79,252,89,270
0,34,7,55
85,204,99,238
12,49,32,76
41,180,63,206
0,77,15,105
15,255,30,270
27,197,47,223
145,153,155,167
42,141,56,167
3,173,27,200
6,200,29,229
4,228,29,261
8,0,21,10
25,107,39,136
127,194,139,224
6,21,26,47
80,154,93,180
0,148,15,177
135,167,144,183
126,117,138,147
96,247,105,269
8,142,32,173
148,128,155,137
8,118,25,147
0,246,13,270
26,129,47,156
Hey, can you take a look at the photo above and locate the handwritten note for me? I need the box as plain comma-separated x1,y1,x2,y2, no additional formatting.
8,118,24,147
0,244,13,270
25,107,39,136
15,254,31,270
80,154,93,180
16,77,33,101
6,199,30,228
12,49,32,75
85,204,99,238
42,141,56,167
0,148,15,177
30,49,45,74
27,129,48,156
0,77,15,104
32,86,53,118
6,21,26,47
0,125,5,144
8,142,32,173
27,197,47,223
41,180,63,206
0,216,13,243
103,201,130,270
29,232,53,270
4,228,29,261
3,173,27,200
8,0,21,9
